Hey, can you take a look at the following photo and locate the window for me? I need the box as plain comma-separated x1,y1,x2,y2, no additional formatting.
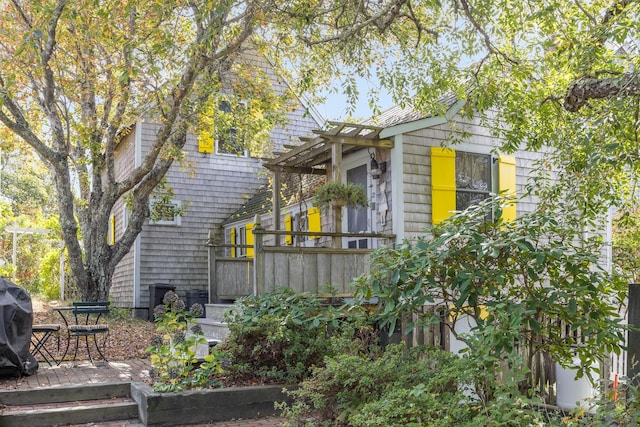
149,200,182,226
236,226,246,257
455,151,492,211
215,100,248,156
285,208,321,246
286,211,309,245
293,211,308,245
227,222,254,258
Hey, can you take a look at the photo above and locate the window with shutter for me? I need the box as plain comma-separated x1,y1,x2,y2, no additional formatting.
431,148,517,224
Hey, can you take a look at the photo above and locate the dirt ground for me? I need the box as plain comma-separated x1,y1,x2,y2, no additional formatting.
31,297,155,362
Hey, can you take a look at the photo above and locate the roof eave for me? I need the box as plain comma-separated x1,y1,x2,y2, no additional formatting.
379,99,466,139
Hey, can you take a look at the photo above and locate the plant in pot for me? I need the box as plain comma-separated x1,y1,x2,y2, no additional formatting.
312,180,368,211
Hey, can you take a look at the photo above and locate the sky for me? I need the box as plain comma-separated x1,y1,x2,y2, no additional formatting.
315,78,395,123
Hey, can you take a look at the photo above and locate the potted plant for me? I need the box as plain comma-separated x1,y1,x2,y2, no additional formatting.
312,180,368,211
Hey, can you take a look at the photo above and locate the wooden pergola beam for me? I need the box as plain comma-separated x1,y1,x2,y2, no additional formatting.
263,165,326,175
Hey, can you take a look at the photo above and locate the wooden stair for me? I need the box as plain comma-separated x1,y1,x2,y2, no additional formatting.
0,382,140,426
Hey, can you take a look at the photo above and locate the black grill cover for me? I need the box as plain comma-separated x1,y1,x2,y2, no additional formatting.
0,277,38,376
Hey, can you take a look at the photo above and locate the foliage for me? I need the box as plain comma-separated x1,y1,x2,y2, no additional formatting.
0,0,433,301
355,195,627,394
38,249,63,299
146,291,221,392
279,344,553,427
220,288,375,384
612,205,640,283
0,0,639,300
312,181,368,211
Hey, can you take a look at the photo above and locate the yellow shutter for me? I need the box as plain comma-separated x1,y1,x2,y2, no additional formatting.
308,207,321,239
198,134,214,154
107,215,115,245
285,214,293,245
230,227,236,258
246,222,255,258
431,147,456,224
498,155,517,221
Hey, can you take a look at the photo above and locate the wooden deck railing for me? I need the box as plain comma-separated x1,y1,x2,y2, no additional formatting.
206,219,395,302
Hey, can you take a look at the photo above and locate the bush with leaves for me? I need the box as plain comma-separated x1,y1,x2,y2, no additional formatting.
279,343,556,427
220,287,375,384
146,291,221,392
355,196,627,398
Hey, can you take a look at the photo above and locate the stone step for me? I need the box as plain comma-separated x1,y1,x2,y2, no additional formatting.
204,303,234,322
0,382,140,427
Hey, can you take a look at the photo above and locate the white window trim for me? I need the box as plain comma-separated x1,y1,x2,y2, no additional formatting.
149,199,182,226
215,139,250,157
122,207,130,230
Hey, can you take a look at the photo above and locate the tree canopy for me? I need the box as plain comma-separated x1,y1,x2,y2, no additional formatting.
0,0,638,299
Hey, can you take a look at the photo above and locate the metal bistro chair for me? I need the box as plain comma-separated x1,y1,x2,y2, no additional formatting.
59,302,110,365
31,324,61,366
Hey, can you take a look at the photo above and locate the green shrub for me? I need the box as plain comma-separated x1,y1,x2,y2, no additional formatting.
280,344,553,427
220,288,375,384
355,195,627,396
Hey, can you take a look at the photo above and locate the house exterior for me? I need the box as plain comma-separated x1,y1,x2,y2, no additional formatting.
209,98,546,301
109,50,322,319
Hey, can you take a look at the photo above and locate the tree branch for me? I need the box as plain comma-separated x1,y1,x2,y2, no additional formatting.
299,0,417,46
457,0,518,65
564,72,640,112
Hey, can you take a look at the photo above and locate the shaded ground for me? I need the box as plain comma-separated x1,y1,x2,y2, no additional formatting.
32,298,155,362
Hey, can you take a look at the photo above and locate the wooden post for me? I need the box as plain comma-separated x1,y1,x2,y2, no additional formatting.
628,284,640,389
332,139,343,248
273,170,281,246
208,229,218,304
253,215,265,296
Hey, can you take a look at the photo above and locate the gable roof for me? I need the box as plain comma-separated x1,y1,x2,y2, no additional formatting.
367,93,459,128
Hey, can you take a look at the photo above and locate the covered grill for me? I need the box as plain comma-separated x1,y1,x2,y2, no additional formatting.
0,276,38,376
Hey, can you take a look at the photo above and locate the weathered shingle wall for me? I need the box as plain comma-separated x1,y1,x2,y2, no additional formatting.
401,113,542,240
110,128,137,307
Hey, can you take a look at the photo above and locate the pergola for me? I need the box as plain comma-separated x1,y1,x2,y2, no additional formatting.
263,121,394,244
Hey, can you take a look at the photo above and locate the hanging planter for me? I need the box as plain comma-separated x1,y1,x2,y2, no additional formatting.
312,181,368,211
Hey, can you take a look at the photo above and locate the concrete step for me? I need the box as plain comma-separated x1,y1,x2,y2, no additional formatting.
204,303,234,322
196,318,230,342
0,382,139,427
